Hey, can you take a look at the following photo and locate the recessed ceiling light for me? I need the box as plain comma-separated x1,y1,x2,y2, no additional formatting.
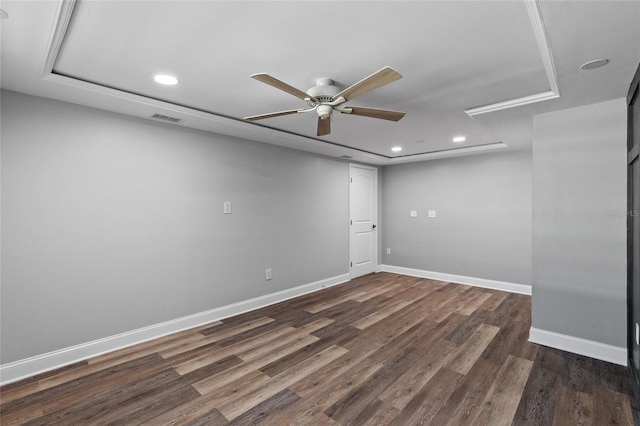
391,146,403,152
452,136,466,143
154,74,179,85
580,59,609,71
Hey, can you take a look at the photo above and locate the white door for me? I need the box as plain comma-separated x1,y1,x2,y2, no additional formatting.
349,164,377,278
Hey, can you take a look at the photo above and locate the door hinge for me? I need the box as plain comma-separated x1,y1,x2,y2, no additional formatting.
350,262,353,267
350,178,353,183
350,220,352,225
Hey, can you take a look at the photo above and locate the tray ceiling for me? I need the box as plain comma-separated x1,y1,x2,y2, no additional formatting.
1,1,638,164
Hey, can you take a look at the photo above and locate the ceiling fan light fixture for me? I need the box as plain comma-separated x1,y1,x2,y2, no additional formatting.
317,104,333,119
452,135,466,143
153,74,179,85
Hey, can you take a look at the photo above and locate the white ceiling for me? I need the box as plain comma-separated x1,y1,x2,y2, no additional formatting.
1,1,638,165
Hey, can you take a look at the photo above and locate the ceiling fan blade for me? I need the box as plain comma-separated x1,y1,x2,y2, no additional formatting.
317,116,331,136
333,66,402,102
251,73,317,102
244,109,304,121
342,106,406,121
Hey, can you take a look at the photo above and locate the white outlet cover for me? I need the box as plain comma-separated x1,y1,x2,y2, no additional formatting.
410,210,417,217
428,210,436,218
224,201,232,214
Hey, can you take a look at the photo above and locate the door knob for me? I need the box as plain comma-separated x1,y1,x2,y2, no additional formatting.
372,224,377,229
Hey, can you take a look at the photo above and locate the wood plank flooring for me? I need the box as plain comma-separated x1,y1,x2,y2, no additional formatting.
0,272,635,425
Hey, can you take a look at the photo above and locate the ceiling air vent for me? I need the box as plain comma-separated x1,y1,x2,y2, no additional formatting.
150,113,184,124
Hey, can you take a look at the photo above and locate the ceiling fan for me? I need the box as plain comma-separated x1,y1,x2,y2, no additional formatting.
244,66,406,137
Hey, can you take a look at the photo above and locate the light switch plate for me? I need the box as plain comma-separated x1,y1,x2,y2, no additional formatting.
224,201,232,214
428,210,436,218
410,210,417,217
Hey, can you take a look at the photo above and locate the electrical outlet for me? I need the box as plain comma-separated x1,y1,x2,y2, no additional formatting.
386,248,391,255
224,201,232,214
265,268,272,281
428,210,436,218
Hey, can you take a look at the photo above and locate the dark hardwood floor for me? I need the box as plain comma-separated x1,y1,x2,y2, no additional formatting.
0,272,635,425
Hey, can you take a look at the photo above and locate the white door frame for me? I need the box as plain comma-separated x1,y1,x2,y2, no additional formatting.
349,163,378,279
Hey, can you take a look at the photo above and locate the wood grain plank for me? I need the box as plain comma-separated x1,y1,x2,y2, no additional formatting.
512,347,565,425
305,290,368,313
593,386,634,426
179,355,244,384
379,340,457,410
429,358,500,426
171,325,294,374
191,334,318,394
199,316,275,338
26,368,189,425
480,319,524,365
456,291,493,315
366,317,438,365
144,396,228,425
351,299,413,329
173,317,331,376
445,323,499,375
260,324,358,378
478,290,509,311
470,354,533,425
267,357,383,425
352,281,403,302
236,318,330,362
552,385,593,426
390,367,464,425
226,388,300,426
351,398,400,426
218,345,348,420
192,369,272,408
289,352,383,399
2,353,166,418
324,347,422,423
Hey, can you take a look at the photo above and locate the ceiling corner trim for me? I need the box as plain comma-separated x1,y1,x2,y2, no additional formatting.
524,0,559,95
41,0,76,77
464,0,560,117
387,142,509,164
465,90,559,116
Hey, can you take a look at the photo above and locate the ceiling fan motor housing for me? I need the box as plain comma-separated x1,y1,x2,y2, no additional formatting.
307,78,341,102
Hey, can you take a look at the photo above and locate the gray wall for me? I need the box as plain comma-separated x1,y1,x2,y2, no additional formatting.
532,98,627,347
1,90,349,363
381,150,532,285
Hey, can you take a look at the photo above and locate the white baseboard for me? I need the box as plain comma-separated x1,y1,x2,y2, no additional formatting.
379,264,531,295
0,273,350,386
529,327,627,366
